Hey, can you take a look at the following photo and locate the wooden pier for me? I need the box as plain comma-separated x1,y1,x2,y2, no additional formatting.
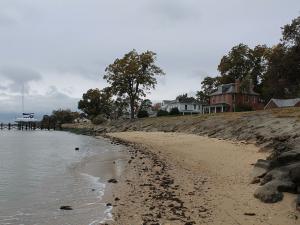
0,122,58,131
0,122,38,130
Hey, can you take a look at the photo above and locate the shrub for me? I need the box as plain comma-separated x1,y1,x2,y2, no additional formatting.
157,110,169,117
235,104,253,112
169,107,180,115
137,110,149,118
91,115,107,125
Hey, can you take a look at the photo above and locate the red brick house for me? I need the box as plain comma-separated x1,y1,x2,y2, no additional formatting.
203,80,263,113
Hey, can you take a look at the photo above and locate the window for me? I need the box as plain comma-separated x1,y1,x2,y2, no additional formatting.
232,94,235,101
185,105,187,110
194,104,196,110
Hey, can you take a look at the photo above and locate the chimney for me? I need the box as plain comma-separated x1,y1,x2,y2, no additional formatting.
235,79,240,93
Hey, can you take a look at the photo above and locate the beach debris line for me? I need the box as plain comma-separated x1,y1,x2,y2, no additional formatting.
60,205,73,210
107,136,207,224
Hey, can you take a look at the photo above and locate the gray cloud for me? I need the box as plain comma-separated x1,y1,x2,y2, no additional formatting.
147,0,201,23
0,66,42,93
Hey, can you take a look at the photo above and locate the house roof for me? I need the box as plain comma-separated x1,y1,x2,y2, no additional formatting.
162,99,203,105
266,98,300,108
210,83,259,96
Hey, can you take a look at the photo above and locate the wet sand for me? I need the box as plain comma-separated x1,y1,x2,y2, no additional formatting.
104,131,299,225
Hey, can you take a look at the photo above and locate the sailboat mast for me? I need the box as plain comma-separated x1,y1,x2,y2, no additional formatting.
22,83,24,114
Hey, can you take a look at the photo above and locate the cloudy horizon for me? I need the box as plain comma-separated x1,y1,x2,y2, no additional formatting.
0,0,299,121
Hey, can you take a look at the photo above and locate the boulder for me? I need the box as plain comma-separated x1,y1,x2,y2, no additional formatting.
289,163,300,183
60,205,73,210
297,195,300,212
254,181,284,203
251,159,276,178
277,149,300,164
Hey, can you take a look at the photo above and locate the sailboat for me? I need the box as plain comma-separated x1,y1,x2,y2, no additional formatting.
15,84,38,123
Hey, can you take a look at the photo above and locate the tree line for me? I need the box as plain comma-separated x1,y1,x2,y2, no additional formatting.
196,15,300,103
42,16,300,125
78,50,165,121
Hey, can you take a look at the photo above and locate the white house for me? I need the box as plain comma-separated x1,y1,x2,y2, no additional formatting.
161,99,203,114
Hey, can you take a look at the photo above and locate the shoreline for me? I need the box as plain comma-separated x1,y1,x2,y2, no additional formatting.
102,131,299,225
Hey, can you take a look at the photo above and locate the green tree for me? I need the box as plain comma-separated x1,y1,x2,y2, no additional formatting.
104,50,165,119
218,43,252,83
52,109,79,124
139,99,152,111
262,16,300,101
218,44,269,94
196,76,220,103
78,87,113,119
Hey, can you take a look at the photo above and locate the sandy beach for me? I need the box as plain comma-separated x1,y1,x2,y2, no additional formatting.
104,131,299,225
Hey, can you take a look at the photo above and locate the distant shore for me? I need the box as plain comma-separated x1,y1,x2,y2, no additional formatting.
103,132,299,225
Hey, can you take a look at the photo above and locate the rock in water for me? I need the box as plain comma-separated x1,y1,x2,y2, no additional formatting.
107,178,118,183
75,147,79,151
60,205,73,210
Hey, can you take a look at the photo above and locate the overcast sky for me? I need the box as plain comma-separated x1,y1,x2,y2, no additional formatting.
0,0,299,120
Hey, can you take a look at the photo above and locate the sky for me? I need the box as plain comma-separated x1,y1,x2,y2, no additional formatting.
0,0,299,121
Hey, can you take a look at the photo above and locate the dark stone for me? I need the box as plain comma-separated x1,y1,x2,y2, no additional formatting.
244,212,256,216
274,135,290,142
289,164,300,183
106,203,112,207
297,195,300,212
254,182,284,203
277,150,300,164
185,222,195,225
107,178,118,183
60,205,73,210
251,160,271,178
277,181,297,193
75,147,79,151
114,197,120,201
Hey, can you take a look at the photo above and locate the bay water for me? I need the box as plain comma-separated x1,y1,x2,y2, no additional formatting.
0,131,127,225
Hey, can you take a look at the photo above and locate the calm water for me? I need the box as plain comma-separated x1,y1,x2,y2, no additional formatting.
0,131,127,225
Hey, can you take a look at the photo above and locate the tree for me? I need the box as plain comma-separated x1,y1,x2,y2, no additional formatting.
196,76,220,103
110,97,129,120
176,93,197,102
261,16,300,101
104,50,165,119
137,110,149,118
40,109,79,129
218,44,269,94
52,109,79,124
218,43,252,83
139,99,152,111
78,87,113,119
282,16,300,47
169,107,180,115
